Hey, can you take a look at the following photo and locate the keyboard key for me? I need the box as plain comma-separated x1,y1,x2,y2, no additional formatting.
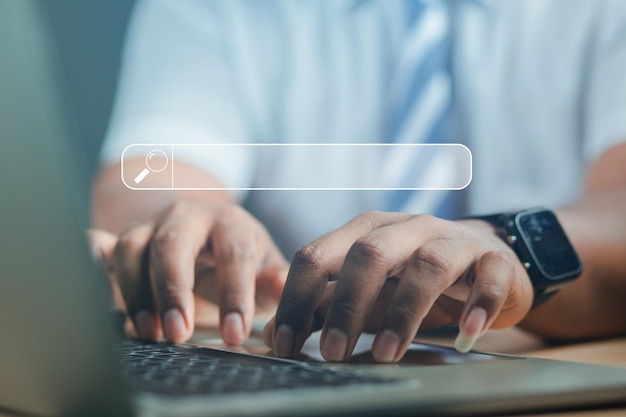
116,342,397,397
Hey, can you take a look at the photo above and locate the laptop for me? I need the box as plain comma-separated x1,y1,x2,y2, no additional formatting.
1,1,626,416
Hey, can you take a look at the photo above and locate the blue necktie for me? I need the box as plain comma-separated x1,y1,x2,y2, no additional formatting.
385,0,456,219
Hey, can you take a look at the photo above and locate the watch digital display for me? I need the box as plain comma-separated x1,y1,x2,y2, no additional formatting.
517,210,582,280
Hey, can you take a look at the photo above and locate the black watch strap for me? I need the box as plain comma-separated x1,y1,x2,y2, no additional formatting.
531,288,559,308
466,208,580,308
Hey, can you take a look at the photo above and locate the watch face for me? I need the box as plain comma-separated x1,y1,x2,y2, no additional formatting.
517,210,582,281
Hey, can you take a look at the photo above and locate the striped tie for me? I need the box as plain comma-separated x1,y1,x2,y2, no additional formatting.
384,0,456,219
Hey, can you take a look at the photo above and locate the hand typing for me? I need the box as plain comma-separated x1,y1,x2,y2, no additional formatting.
264,212,533,362
89,200,288,345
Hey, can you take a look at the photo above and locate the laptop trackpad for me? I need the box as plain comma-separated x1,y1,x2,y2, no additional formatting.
297,331,516,366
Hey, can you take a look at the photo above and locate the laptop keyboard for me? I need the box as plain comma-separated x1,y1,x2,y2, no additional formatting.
116,342,396,397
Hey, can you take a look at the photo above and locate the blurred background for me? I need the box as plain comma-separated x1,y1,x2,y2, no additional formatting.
43,0,134,173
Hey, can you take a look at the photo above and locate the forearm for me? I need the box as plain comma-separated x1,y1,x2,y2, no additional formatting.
93,158,233,234
519,185,626,340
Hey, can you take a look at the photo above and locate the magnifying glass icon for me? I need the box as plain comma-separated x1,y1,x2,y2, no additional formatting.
134,150,169,184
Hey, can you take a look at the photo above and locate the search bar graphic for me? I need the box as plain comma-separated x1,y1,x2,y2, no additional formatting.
121,143,472,191
133,150,169,184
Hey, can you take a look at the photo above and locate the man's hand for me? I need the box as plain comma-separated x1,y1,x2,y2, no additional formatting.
90,200,288,345
264,212,534,363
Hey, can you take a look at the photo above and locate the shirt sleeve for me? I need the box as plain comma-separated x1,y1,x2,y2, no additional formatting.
583,0,626,165
100,0,254,199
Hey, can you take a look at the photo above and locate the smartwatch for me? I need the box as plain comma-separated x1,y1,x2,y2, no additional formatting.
470,208,583,307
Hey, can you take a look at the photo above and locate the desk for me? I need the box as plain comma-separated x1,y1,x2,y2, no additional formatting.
413,327,626,369
415,327,626,369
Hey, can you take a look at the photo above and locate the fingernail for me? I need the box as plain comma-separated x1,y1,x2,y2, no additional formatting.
134,310,156,340
372,330,401,363
222,312,245,345
163,309,187,342
454,307,487,353
274,324,294,357
322,329,348,362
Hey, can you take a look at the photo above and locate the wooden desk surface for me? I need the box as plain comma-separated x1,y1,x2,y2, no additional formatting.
415,327,626,369
415,327,626,368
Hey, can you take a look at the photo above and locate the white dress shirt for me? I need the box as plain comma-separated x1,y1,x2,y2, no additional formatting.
102,0,626,256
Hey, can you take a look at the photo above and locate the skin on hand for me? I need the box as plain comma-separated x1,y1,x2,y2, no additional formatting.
266,143,626,359
91,159,288,345
264,212,534,363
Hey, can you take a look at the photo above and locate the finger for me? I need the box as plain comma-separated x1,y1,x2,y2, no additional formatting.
419,295,465,330
212,208,266,346
454,251,517,353
312,278,399,336
150,202,212,343
87,229,117,271
363,277,400,334
87,229,123,308
254,233,289,311
193,222,287,320
113,223,161,341
372,238,472,363
273,212,408,357
265,281,336,350
193,249,219,303
321,215,448,362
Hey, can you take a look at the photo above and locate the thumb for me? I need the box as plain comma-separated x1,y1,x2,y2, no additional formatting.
87,229,125,310
87,229,118,272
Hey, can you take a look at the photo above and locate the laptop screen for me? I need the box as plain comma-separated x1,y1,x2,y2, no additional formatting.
0,1,132,416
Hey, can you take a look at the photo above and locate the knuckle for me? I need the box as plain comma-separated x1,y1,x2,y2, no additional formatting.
483,250,515,266
387,300,419,323
478,282,506,302
292,244,327,271
276,296,307,319
218,204,248,222
481,251,517,280
220,289,249,310
329,298,360,321
355,211,383,227
216,240,256,263
411,247,455,277
152,228,184,252
349,238,388,267
156,280,188,303
409,213,437,225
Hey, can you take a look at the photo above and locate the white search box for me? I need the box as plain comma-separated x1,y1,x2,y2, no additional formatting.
121,143,472,191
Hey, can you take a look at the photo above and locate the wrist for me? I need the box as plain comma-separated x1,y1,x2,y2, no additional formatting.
466,208,583,308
